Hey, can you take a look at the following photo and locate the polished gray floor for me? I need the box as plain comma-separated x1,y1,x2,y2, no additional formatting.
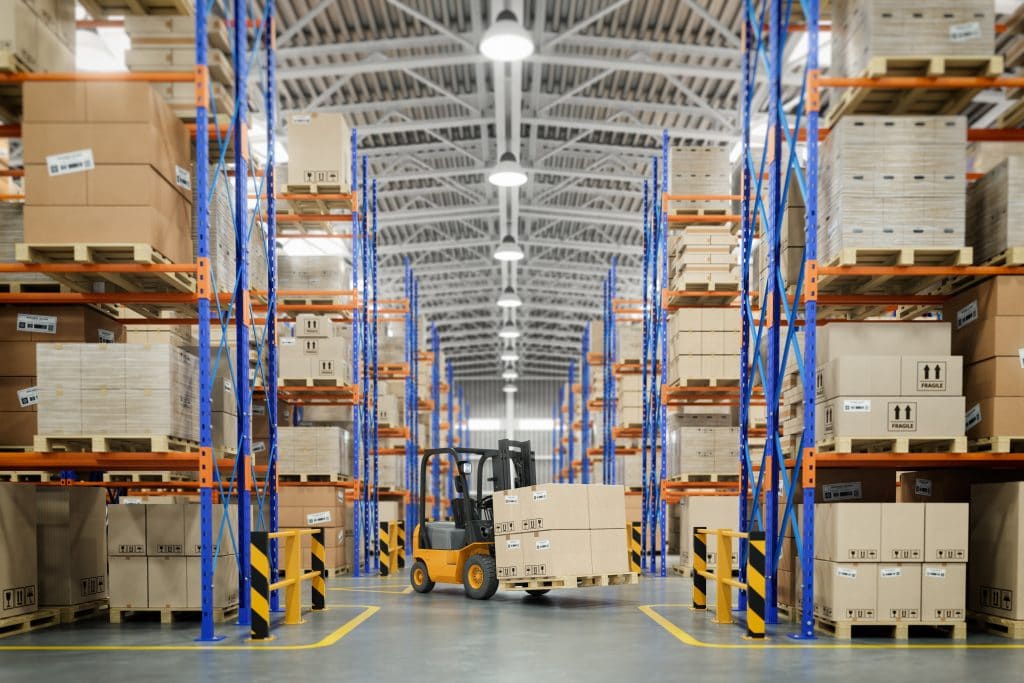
0,572,1020,682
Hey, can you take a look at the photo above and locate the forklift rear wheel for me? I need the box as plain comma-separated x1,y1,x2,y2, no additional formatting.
526,589,550,597
463,555,499,600
411,560,435,593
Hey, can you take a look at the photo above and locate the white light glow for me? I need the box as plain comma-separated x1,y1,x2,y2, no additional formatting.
479,10,534,63
518,418,555,431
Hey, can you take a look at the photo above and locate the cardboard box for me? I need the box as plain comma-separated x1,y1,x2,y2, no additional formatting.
924,503,968,562
818,323,950,363
898,357,963,397
0,306,123,343
816,503,881,562
880,503,924,561
815,356,900,401
964,397,1024,439
877,564,921,622
814,560,877,622
0,376,36,412
287,113,352,189
519,484,590,531
678,495,739,569
0,342,38,376
587,485,626,530
522,530,592,577
185,556,239,609
108,556,148,609
147,556,187,609
495,534,524,579
184,504,237,556
0,410,36,446
921,563,966,621
817,396,965,440
590,528,629,574
36,488,107,605
964,356,1024,399
0,483,38,618
107,504,146,556
146,504,186,556
969,482,1024,619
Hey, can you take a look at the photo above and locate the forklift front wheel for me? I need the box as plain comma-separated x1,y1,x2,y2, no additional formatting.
411,560,435,594
463,555,499,600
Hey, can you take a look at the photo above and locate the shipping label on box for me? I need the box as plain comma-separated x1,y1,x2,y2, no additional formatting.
878,564,921,622
922,564,966,621
495,535,523,579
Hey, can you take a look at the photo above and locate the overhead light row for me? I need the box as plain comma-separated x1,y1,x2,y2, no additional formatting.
479,10,534,63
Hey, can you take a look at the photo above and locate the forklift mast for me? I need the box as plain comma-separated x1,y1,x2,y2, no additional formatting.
492,439,537,491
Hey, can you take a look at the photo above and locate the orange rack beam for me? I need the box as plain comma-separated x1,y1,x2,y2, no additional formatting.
611,426,642,439
0,452,240,471
260,384,360,406
789,453,1024,469
0,72,194,82
271,213,353,223
667,214,741,225
379,427,410,439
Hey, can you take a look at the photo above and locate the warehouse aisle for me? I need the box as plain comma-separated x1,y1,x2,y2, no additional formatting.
0,575,1018,682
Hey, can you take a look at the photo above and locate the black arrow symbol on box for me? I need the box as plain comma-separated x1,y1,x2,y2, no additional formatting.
934,365,942,379
894,405,901,420
906,405,913,420
923,365,931,380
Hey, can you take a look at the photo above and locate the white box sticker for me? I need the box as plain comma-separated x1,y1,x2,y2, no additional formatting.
253,404,267,416
16,386,38,408
822,482,863,502
175,165,192,191
506,539,520,551
306,511,331,525
1018,347,1024,369
98,329,115,343
281,338,297,346
503,495,518,504
836,567,857,579
956,301,978,329
843,399,871,412
46,149,94,176
252,441,266,453
949,21,981,42
535,540,550,551
880,567,902,578
965,403,982,431
532,490,548,501
925,567,946,579
16,313,57,334
914,478,933,497
292,115,312,125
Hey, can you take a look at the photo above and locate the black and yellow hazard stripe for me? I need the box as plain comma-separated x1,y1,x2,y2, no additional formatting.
629,522,642,573
396,521,406,570
745,531,766,638
311,528,326,611
692,527,707,611
379,522,392,577
250,531,271,640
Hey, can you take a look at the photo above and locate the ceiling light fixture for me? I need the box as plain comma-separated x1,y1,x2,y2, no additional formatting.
502,368,518,381
479,9,534,62
500,348,519,363
493,233,524,261
487,151,528,188
497,285,522,308
498,321,521,339
502,382,518,394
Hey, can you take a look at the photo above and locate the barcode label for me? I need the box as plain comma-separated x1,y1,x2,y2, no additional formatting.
307,511,331,525
535,540,550,551
949,21,981,42
503,494,518,504
843,400,871,412
506,539,520,551
533,490,548,501
956,301,978,329
965,404,982,431
98,329,115,343
292,115,312,125
836,567,857,579
46,149,95,176
16,386,38,408
914,478,933,497
925,567,946,579
16,313,57,334
880,567,902,578
175,165,192,191
252,441,266,453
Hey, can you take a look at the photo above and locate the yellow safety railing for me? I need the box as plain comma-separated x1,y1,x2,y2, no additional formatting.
691,527,766,639
251,528,327,640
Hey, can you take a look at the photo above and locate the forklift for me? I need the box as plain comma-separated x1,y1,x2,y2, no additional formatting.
410,439,546,599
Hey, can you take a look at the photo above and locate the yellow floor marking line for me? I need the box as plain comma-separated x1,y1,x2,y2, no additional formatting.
640,605,1024,650
329,587,411,595
0,605,379,652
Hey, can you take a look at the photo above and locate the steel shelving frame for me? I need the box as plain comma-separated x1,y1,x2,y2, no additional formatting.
601,260,618,485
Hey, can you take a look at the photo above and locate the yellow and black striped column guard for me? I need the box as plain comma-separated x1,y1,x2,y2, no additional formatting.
250,531,271,640
745,531,766,639
311,528,326,611
629,522,642,573
379,522,392,577
396,521,406,570
692,527,707,611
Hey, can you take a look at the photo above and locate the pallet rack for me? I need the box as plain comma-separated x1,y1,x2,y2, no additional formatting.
730,0,1024,640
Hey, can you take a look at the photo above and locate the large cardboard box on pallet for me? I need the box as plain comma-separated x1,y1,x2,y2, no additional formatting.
185,556,239,610
108,556,147,609
0,483,38,618
36,487,107,606
966,156,1024,263
968,482,1024,620
108,504,146,556
924,503,968,563
943,276,1024,362
814,560,878,622
877,563,921,622
921,563,966,621
522,529,592,578
0,0,74,73
818,322,951,363
678,495,739,570
816,396,965,440
815,503,881,562
286,113,352,189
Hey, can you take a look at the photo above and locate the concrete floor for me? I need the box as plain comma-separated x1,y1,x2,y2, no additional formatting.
0,573,1020,682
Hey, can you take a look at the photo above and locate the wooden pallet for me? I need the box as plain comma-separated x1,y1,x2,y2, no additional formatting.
283,183,347,196
818,246,973,302
33,434,198,454
667,473,740,483
0,471,54,483
280,296,354,307
825,55,1005,125
78,0,194,18
776,602,799,623
670,564,691,577
109,604,238,625
818,436,967,454
0,609,60,640
102,471,196,483
48,599,110,624
0,445,32,452
967,611,1024,640
666,282,741,307
0,51,31,74
500,572,639,591
669,377,740,388
279,472,350,483
0,280,66,294
279,377,353,388
969,436,1024,454
815,616,966,640
279,566,350,578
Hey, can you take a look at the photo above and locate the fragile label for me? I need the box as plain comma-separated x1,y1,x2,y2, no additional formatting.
535,540,551,551
98,329,115,343
503,494,518,504
292,115,312,125
880,567,902,578
843,399,871,412
495,521,515,534
935,548,965,561
848,548,878,561
307,511,331,525
965,404,982,431
118,544,144,554
79,576,105,597
956,301,978,329
532,490,548,501
914,478,933,497
836,567,857,579
46,149,94,176
925,567,946,579
175,165,192,191
916,362,947,391
887,402,917,432
16,313,57,335
949,21,982,42
506,539,520,551
980,585,1014,612
157,544,183,554
822,482,862,502
1,585,36,611
16,386,38,408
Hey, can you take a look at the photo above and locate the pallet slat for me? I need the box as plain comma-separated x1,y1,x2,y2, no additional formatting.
500,572,639,591
815,616,966,640
109,604,237,624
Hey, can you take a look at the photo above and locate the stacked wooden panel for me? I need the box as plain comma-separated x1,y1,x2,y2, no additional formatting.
966,156,1024,264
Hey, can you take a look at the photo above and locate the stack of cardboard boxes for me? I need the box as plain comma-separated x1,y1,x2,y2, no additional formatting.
0,483,39,619
279,254,352,294
279,486,350,571
22,82,194,264
668,308,741,386
0,306,124,446
36,488,108,608
279,314,353,386
108,503,239,612
945,277,1024,442
494,484,629,579
286,113,353,190
677,494,740,574
277,426,350,477
966,157,1024,263
0,0,75,74
969,481,1024,622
